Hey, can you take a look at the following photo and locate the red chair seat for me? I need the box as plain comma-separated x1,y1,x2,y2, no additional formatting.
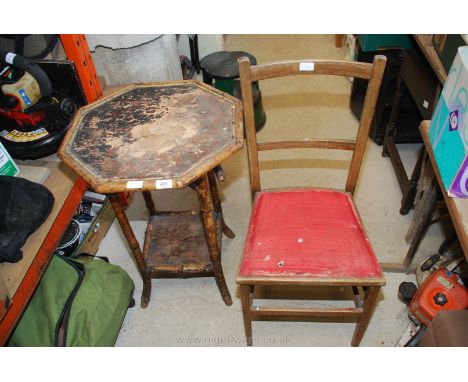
239,188,382,280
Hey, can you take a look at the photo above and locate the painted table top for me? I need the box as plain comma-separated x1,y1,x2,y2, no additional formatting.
59,80,243,193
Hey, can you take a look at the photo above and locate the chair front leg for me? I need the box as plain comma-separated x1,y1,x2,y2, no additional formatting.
351,286,380,346
240,284,253,346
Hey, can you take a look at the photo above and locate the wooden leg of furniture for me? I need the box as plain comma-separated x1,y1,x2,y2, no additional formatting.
400,147,425,215
335,34,343,48
196,175,232,306
109,193,151,308
240,284,253,346
382,74,423,216
351,286,380,347
382,75,404,159
382,78,414,193
207,170,235,239
142,190,157,216
403,178,439,269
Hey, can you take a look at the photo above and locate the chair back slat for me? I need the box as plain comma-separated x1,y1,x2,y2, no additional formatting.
238,56,386,200
249,60,374,82
258,140,355,152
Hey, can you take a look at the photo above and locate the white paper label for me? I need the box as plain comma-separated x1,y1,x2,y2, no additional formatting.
299,62,315,71
126,180,143,189
423,100,429,109
155,179,173,189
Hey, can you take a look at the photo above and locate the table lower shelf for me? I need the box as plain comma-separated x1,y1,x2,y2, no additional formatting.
143,211,222,277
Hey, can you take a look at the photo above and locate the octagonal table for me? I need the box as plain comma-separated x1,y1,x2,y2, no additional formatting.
59,80,243,308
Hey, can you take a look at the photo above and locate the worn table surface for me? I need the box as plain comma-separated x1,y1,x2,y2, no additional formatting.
59,80,243,194
420,121,468,260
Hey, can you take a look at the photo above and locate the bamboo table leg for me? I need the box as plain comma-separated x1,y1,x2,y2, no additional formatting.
207,170,235,239
195,174,232,306
142,190,157,216
109,193,152,308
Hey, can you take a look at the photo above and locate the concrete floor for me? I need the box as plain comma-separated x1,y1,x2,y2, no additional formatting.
97,35,448,346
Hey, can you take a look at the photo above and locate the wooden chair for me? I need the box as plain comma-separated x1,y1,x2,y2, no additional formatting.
236,55,387,346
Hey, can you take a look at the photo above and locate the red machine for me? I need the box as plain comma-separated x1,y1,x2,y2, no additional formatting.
0,51,51,127
409,268,468,326
399,238,468,346
0,35,101,160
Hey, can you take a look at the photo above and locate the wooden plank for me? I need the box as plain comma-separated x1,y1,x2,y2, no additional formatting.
0,275,8,321
16,164,51,184
420,121,468,260
251,306,363,317
381,263,417,273
258,140,355,152
144,213,220,275
0,161,77,294
236,275,385,287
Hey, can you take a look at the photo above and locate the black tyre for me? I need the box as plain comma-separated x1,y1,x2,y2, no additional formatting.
0,124,70,160
0,94,75,160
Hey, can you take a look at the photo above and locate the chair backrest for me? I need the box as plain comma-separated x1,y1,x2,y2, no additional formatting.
238,56,386,200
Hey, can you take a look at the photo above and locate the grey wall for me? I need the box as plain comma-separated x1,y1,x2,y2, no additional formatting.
86,34,183,86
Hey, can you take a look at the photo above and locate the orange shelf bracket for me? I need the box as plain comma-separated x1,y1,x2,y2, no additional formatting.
60,34,131,205
60,34,103,103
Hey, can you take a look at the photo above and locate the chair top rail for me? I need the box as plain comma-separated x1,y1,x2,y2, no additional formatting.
245,59,374,82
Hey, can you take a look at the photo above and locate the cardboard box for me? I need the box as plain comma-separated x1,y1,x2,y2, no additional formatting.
429,46,468,197
358,34,413,52
74,197,115,256
0,141,19,176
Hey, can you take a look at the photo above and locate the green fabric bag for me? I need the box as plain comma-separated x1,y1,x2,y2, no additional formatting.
8,254,134,347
